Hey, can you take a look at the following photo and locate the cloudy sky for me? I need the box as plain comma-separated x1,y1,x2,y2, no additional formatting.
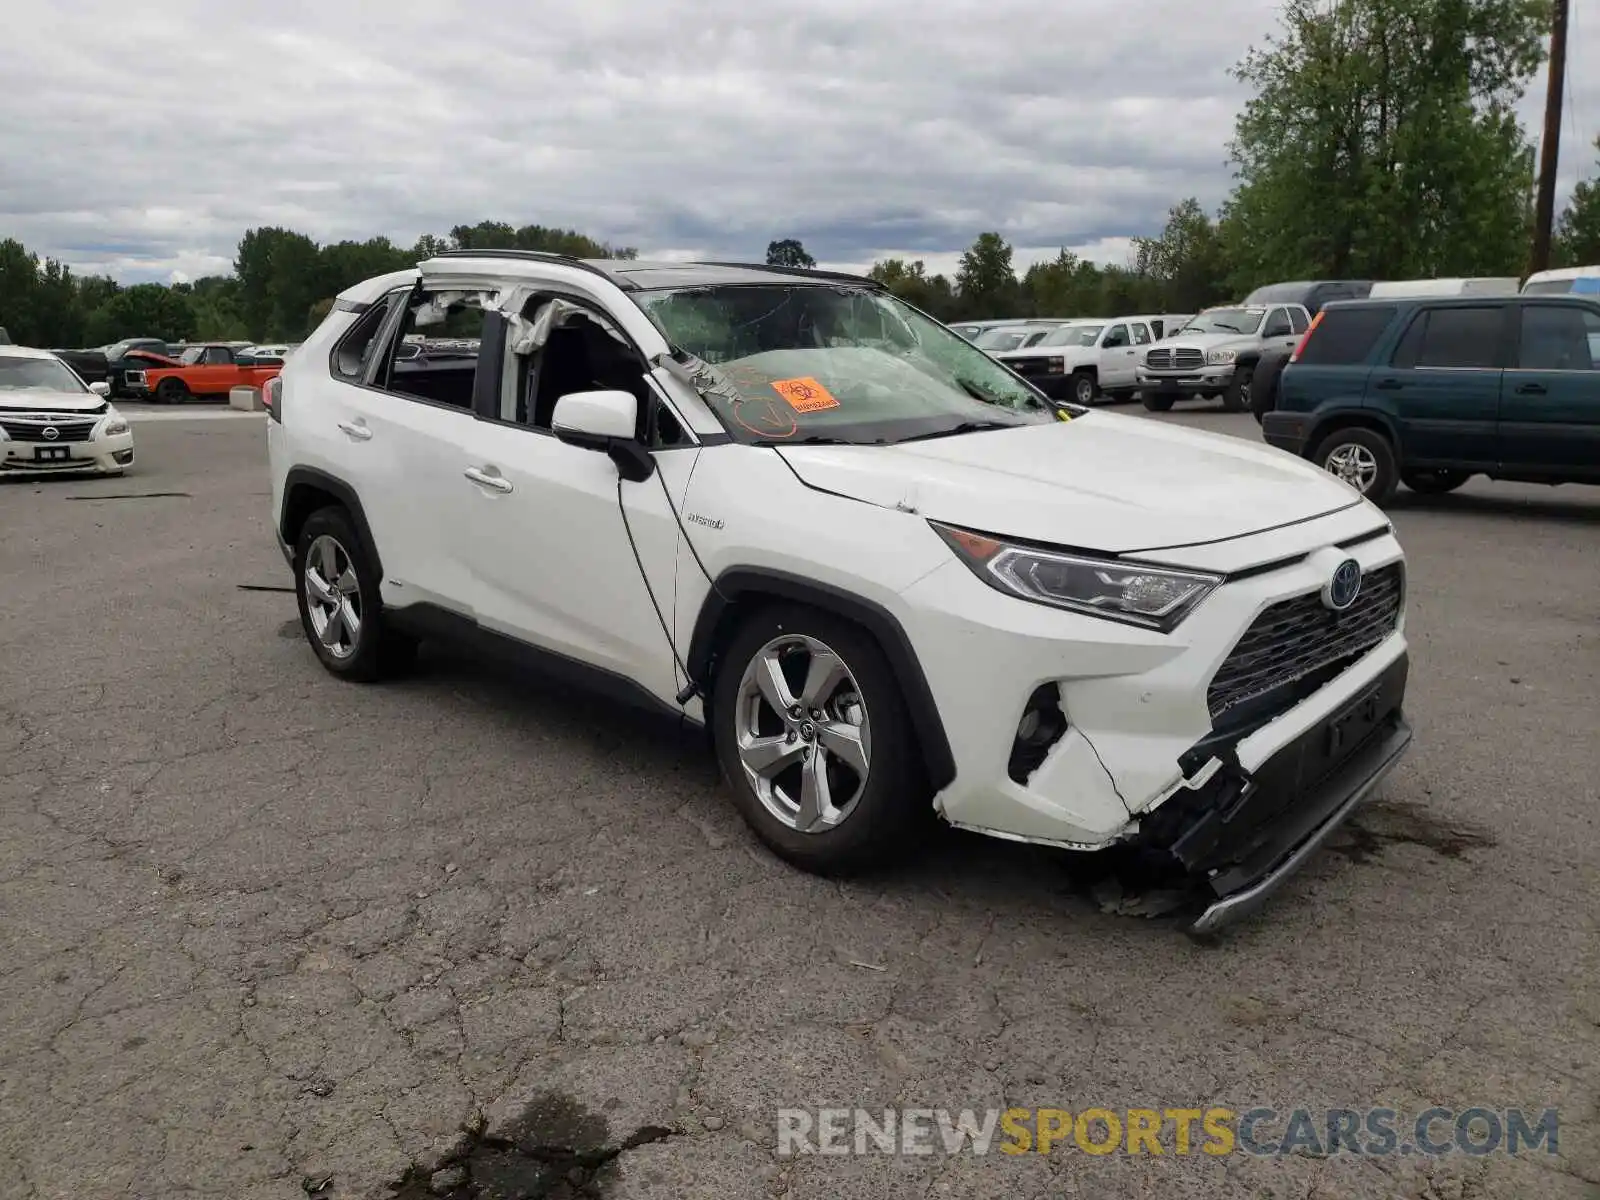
3,0,1596,284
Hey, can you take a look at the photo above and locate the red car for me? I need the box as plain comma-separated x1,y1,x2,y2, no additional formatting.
129,344,282,402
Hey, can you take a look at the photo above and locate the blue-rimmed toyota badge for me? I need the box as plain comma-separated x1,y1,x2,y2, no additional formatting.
1322,558,1363,611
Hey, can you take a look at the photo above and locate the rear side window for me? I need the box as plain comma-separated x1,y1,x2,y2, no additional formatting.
331,296,401,381
1517,305,1600,370
1391,307,1504,369
1296,306,1397,365
1289,308,1309,334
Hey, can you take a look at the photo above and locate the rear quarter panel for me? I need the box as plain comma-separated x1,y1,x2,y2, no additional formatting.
1278,362,1373,417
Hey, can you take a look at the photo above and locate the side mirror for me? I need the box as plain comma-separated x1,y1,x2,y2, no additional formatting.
89,381,110,397
552,389,654,483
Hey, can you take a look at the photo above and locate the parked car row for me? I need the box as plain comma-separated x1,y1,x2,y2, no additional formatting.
990,314,1192,405
125,342,286,402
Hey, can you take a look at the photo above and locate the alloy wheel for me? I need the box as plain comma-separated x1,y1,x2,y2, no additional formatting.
734,634,871,833
303,534,363,660
1324,442,1379,493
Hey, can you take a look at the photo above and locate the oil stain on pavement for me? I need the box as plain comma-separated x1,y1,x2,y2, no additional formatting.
390,1093,674,1200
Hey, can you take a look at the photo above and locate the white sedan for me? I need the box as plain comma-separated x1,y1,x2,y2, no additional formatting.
0,346,135,476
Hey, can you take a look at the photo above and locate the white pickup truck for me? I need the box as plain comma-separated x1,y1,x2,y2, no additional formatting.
991,316,1159,405
1137,303,1311,412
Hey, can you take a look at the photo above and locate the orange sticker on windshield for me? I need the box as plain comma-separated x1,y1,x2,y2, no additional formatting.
771,377,840,413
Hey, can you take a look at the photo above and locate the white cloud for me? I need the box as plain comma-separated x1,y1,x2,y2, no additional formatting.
0,0,1593,282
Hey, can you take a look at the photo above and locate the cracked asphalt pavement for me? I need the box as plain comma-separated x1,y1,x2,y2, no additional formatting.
1,408,1597,1200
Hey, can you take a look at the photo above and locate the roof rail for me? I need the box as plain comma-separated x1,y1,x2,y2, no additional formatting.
690,261,884,289
428,248,629,287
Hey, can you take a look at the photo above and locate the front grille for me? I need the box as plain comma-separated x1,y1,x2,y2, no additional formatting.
1006,356,1055,375
0,418,98,443
1207,563,1404,722
1145,347,1207,371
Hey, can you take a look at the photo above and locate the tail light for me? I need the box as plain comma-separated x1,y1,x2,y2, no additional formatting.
262,375,283,422
1290,310,1324,362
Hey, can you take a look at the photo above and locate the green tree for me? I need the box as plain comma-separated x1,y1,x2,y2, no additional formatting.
235,226,323,340
1554,135,1600,266
1226,0,1546,287
1133,199,1234,311
93,283,197,342
765,239,816,269
955,232,1018,316
448,221,636,259
0,239,42,345
865,258,958,320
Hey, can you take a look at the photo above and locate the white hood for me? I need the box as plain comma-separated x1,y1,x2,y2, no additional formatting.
776,411,1362,554
0,389,108,414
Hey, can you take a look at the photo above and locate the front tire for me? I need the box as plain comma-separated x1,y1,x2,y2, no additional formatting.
1070,371,1098,406
1402,468,1470,495
1250,351,1290,424
711,604,927,875
1313,427,1399,505
293,507,416,682
155,377,189,404
1221,368,1251,412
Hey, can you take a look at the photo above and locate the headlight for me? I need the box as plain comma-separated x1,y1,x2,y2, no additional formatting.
1206,349,1237,366
100,416,129,437
1047,357,1064,373
932,523,1221,632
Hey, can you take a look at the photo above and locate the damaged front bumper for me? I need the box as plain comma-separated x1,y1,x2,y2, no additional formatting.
1139,653,1413,933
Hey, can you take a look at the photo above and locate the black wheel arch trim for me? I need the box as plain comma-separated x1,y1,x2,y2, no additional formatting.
280,466,385,580
1306,409,1402,455
687,567,958,792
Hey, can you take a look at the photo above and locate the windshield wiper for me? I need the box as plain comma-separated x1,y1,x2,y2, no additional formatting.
893,420,1016,443
757,434,875,446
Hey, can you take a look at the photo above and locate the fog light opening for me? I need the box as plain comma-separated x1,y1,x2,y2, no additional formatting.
1007,684,1068,784
113,450,135,465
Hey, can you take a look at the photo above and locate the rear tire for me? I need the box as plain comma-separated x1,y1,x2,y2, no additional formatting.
1312,427,1399,506
1141,392,1175,412
711,603,928,875
1402,468,1470,495
293,507,417,682
155,377,189,404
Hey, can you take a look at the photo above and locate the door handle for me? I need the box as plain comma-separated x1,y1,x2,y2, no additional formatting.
1515,382,1547,395
336,420,372,441
1373,378,1403,390
464,466,513,493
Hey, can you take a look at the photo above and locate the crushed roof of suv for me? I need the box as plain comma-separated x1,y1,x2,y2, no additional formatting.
428,250,882,292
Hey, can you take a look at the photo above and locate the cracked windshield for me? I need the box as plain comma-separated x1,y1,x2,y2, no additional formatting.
637,284,1063,444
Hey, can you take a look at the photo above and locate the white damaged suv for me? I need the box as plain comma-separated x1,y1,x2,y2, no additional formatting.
267,252,1412,931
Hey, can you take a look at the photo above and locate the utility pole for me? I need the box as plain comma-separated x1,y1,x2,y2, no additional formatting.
1530,0,1570,274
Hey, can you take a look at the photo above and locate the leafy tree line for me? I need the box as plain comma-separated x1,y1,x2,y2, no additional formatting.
0,222,635,348
2,0,1596,347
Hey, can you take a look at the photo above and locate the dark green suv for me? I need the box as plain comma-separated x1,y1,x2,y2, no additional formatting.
1262,295,1600,504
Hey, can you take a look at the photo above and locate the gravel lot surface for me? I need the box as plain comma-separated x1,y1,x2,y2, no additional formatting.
1,405,1596,1199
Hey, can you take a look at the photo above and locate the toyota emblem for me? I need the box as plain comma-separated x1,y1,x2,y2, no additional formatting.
42,426,59,440
1322,558,1363,612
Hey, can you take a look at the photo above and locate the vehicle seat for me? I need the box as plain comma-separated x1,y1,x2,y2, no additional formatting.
530,326,595,428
